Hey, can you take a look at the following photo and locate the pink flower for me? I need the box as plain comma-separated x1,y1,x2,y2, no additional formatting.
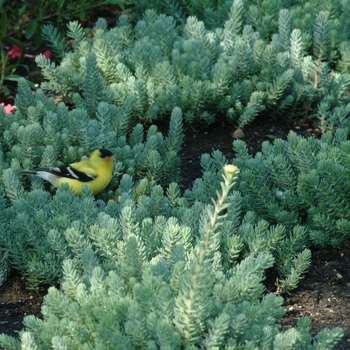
8,45,22,59
0,103,16,114
42,50,52,59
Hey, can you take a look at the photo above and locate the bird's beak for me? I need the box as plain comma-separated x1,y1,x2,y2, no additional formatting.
105,156,115,162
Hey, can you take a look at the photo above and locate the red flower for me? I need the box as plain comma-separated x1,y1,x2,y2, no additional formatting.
6,46,53,60
8,45,22,59
0,103,16,114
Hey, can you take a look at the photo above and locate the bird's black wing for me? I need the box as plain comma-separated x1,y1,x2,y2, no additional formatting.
40,165,96,182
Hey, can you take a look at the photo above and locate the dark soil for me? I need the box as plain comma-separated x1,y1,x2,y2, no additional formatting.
0,272,47,341
1,5,350,349
280,247,350,349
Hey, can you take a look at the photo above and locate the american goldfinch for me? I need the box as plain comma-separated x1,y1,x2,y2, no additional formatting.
23,149,114,195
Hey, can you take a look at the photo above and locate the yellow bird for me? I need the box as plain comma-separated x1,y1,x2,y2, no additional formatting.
23,149,114,195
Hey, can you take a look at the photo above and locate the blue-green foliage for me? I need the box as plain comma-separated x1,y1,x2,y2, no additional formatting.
36,2,350,129
0,1,349,347
0,78,184,286
180,128,350,293
0,167,343,349
185,151,311,293
1,79,183,196
228,128,350,249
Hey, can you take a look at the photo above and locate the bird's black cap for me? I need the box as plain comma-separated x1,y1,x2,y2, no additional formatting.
99,149,113,158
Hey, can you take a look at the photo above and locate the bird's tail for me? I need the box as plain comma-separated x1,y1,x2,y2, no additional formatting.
22,170,38,174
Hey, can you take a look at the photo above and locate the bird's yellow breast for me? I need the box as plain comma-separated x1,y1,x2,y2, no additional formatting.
56,163,113,195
